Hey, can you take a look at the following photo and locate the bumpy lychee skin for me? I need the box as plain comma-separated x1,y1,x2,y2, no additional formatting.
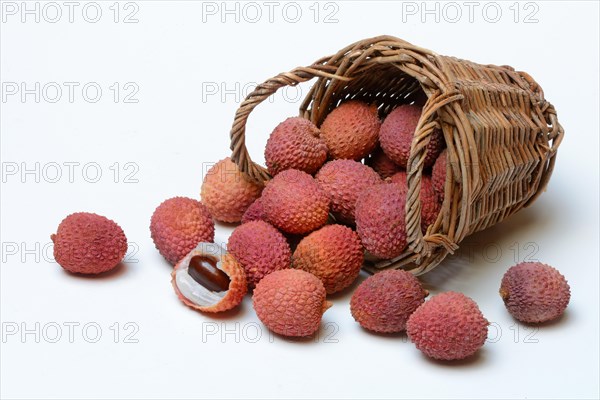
172,243,247,313
355,183,407,259
253,269,332,337
241,197,266,224
51,212,127,275
379,105,443,169
351,270,428,333
365,147,403,179
500,262,570,323
320,101,381,160
390,172,441,233
201,157,263,223
227,220,291,288
407,292,489,361
316,160,382,224
150,197,215,265
265,117,328,176
432,150,447,203
261,169,330,234
293,225,364,294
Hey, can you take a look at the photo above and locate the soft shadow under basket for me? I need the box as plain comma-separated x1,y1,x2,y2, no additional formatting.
227,35,564,275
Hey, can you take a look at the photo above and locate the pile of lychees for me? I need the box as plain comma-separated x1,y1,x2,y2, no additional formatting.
51,100,570,361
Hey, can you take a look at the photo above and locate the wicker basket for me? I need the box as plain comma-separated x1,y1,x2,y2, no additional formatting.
228,35,564,275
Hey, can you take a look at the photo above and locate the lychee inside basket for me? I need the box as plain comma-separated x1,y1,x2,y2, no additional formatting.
228,35,563,275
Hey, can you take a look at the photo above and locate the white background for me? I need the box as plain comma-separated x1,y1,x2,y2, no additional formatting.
1,1,599,399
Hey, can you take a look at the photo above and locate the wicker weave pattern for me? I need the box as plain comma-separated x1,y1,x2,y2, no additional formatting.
228,35,563,275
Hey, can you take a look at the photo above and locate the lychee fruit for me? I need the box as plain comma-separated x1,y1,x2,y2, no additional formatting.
315,160,382,224
201,157,263,223
320,101,381,160
261,169,330,235
365,147,403,179
264,117,328,176
379,105,443,169
350,270,428,333
150,197,215,265
500,262,570,323
432,150,447,203
51,212,127,275
227,220,291,288
292,224,364,294
253,269,332,337
407,291,489,361
172,243,247,313
241,197,266,224
355,183,408,259
390,172,441,233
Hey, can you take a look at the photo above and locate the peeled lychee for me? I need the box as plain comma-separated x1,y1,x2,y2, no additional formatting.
172,243,247,313
241,197,266,224
351,270,428,333
201,157,263,223
500,262,570,323
390,172,441,233
316,160,382,224
253,269,332,337
432,150,447,203
365,147,403,179
320,101,380,160
379,105,443,169
293,224,364,294
355,183,407,259
265,117,328,176
407,291,489,361
51,212,127,275
227,220,291,288
150,197,215,265
261,169,330,234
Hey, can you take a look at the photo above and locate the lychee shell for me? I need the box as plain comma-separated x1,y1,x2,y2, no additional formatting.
432,150,447,203
150,197,215,265
265,117,328,176
500,262,570,323
253,269,332,337
293,224,364,294
52,212,127,275
351,270,427,333
241,197,266,224
379,105,443,169
227,220,291,288
201,157,263,223
261,169,330,235
316,160,382,224
172,252,247,313
355,183,408,259
407,291,489,361
320,101,381,160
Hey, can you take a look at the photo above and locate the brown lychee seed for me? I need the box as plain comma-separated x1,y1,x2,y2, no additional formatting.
351,270,428,333
172,243,247,313
407,291,489,361
51,212,127,275
201,157,263,223
150,197,215,265
500,262,570,323
265,117,328,176
292,224,364,294
253,269,332,337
